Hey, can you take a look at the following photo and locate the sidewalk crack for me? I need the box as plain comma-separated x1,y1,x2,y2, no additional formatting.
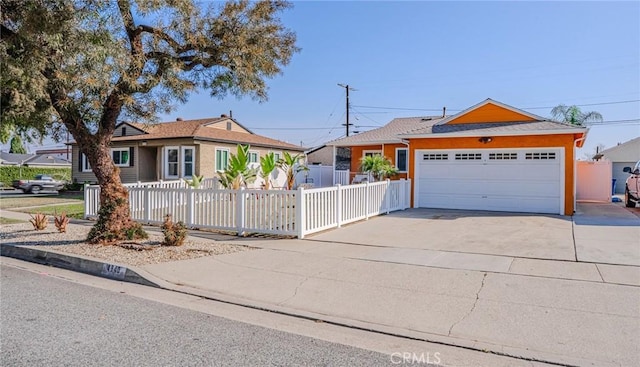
448,272,487,336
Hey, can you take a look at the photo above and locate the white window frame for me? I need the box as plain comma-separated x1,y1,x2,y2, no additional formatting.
395,148,408,173
164,146,179,179
215,148,230,172
272,151,282,162
111,147,130,167
249,150,259,164
181,146,196,178
363,150,382,158
81,153,92,172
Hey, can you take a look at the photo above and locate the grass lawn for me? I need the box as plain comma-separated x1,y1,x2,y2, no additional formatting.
16,203,85,219
0,194,84,210
0,217,26,224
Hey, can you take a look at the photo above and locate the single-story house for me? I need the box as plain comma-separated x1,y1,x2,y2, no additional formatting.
0,151,71,168
594,137,640,194
327,99,588,215
36,148,72,162
306,145,351,169
71,115,305,185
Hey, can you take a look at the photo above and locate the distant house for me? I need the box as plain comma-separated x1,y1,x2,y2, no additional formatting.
70,115,305,184
595,137,640,194
0,151,71,168
306,145,350,170
36,148,72,162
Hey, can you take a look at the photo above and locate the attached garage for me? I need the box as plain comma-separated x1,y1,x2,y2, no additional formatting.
415,148,563,214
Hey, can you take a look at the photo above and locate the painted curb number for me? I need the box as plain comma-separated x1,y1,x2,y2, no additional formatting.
101,263,127,280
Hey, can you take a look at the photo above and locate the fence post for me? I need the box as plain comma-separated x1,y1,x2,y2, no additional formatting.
236,187,246,236
336,184,342,228
144,187,151,223
403,179,409,210
296,186,305,238
84,183,90,219
385,179,391,214
186,188,194,227
365,181,370,220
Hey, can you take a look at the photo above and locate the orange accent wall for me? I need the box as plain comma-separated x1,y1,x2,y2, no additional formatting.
408,134,578,215
350,144,409,181
448,103,537,124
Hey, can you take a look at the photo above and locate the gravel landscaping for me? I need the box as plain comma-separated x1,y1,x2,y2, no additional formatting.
0,222,251,267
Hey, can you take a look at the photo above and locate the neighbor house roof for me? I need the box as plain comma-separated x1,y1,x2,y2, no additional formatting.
79,117,304,151
0,152,35,165
326,116,446,146
24,155,71,167
596,137,640,162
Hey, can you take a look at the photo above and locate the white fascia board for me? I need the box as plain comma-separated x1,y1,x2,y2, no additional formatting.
326,140,401,147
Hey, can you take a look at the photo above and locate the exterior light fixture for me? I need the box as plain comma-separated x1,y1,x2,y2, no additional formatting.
479,137,493,144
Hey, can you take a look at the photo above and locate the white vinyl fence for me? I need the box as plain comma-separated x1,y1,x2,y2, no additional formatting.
85,179,411,238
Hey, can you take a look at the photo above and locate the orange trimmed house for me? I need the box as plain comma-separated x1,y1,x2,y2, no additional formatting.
327,99,588,215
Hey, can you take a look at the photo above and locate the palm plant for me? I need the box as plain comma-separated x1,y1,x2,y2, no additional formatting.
550,105,603,126
259,152,278,190
278,152,308,190
217,145,258,189
360,155,398,181
183,175,204,189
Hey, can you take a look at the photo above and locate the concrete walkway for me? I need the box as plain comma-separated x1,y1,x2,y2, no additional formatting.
2,205,639,366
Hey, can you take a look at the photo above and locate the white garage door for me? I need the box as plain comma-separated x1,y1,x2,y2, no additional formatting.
415,148,563,214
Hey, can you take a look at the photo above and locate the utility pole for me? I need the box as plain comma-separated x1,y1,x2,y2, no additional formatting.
337,83,356,136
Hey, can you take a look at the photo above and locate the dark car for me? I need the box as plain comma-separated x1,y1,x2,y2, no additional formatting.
623,160,640,208
12,174,65,194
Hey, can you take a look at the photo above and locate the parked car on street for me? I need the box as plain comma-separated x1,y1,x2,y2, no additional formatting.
623,160,640,208
12,174,65,194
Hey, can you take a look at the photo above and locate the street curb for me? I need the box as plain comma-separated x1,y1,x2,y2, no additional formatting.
0,244,159,288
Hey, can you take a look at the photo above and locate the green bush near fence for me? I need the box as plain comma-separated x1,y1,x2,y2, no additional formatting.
0,166,72,188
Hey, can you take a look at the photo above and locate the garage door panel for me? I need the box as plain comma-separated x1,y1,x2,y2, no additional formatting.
416,149,563,215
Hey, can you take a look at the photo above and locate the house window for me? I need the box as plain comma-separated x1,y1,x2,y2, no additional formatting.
81,153,91,172
165,147,179,178
396,148,408,172
111,148,130,167
182,146,195,178
273,151,282,162
122,127,127,136
216,148,229,171
363,150,382,158
249,151,259,164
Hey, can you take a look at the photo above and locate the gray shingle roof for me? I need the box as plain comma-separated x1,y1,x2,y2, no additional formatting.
327,116,446,146
0,152,35,164
25,155,71,166
401,120,584,136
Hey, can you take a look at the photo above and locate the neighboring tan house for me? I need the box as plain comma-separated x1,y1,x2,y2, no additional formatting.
0,151,71,168
327,98,588,215
71,115,305,185
595,137,640,194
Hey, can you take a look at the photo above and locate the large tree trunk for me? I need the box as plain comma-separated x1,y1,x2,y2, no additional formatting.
83,134,147,244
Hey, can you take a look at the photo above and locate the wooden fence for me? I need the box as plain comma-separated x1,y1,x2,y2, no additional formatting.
85,179,411,238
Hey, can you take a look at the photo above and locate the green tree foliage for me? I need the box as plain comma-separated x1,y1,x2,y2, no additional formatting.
259,152,277,190
277,151,308,190
360,155,398,181
9,135,27,154
1,0,298,243
218,145,258,189
550,105,603,126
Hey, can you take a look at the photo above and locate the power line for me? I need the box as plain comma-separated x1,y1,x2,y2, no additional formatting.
352,98,640,113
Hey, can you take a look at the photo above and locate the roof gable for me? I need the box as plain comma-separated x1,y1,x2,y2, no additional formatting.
202,118,253,134
114,122,147,137
439,99,543,125
598,137,640,162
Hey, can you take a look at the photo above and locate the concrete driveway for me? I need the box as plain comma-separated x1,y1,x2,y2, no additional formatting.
311,208,577,261
309,203,640,266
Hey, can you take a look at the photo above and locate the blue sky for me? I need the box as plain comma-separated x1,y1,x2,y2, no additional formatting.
18,1,640,158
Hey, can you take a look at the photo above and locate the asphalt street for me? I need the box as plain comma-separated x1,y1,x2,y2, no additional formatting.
0,265,394,367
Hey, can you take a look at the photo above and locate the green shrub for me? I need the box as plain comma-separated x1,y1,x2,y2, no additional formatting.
0,166,71,187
